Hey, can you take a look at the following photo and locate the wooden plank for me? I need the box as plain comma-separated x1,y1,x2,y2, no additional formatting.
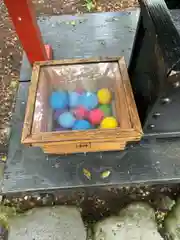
41,141,126,154
114,57,131,129
5,80,180,192
32,133,141,154
5,10,180,193
119,57,143,134
21,64,40,141
23,129,141,144
34,57,121,66
19,11,139,82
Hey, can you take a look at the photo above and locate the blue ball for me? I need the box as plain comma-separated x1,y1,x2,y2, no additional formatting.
79,92,98,110
72,120,92,130
49,91,68,110
58,112,76,128
69,92,80,108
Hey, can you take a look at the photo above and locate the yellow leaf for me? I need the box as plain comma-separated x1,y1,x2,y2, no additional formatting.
1,156,7,162
83,168,91,180
101,170,111,179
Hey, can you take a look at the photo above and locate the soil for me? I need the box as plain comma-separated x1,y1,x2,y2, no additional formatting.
0,0,138,152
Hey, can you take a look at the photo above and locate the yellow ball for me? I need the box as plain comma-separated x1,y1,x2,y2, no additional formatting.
97,88,111,104
100,117,118,129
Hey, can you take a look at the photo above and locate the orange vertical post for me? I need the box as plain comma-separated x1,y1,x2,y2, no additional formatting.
4,0,50,64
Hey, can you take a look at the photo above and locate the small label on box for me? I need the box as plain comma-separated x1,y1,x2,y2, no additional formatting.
76,142,91,149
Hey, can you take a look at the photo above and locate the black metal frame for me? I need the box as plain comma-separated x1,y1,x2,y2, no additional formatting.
165,0,180,9
129,0,180,138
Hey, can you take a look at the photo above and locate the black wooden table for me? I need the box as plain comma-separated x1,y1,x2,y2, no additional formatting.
2,9,180,195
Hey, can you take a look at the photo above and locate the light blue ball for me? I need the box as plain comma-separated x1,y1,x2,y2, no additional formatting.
50,91,68,110
79,92,98,110
69,92,80,108
58,112,76,129
72,120,92,130
53,109,67,120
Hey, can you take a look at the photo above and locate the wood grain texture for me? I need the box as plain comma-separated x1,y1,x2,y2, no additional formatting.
22,57,143,154
32,134,141,153
114,58,131,129
24,131,142,145
21,64,40,142
119,57,143,134
40,141,126,154
34,57,121,67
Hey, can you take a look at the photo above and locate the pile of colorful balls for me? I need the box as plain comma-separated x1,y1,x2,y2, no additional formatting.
49,88,118,131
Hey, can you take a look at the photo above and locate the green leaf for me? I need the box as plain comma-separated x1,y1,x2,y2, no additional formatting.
86,1,93,11
70,20,76,26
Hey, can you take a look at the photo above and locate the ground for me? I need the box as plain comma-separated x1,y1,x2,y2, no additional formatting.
0,0,138,151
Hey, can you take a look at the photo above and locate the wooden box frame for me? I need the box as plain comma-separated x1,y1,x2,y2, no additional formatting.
21,57,143,154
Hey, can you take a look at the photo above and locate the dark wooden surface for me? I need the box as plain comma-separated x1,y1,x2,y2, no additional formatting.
20,10,140,82
2,9,180,194
3,81,180,193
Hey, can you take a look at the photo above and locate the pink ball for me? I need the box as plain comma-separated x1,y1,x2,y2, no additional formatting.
73,106,89,119
88,109,104,125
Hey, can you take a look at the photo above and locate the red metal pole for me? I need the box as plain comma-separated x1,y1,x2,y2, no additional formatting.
4,0,51,64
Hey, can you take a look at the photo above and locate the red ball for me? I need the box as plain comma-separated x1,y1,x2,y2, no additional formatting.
73,106,89,119
88,109,104,125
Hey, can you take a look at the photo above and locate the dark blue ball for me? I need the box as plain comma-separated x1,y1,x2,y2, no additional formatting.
49,91,68,109
72,120,92,130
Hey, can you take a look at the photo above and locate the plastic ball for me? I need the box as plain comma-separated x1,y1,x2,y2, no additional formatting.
98,104,112,117
97,88,111,104
88,109,104,125
73,106,89,119
69,92,80,108
49,91,68,109
100,117,118,129
79,92,98,110
72,120,92,130
58,112,76,128
53,109,66,120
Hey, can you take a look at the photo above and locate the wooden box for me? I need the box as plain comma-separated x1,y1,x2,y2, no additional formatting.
21,57,143,154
